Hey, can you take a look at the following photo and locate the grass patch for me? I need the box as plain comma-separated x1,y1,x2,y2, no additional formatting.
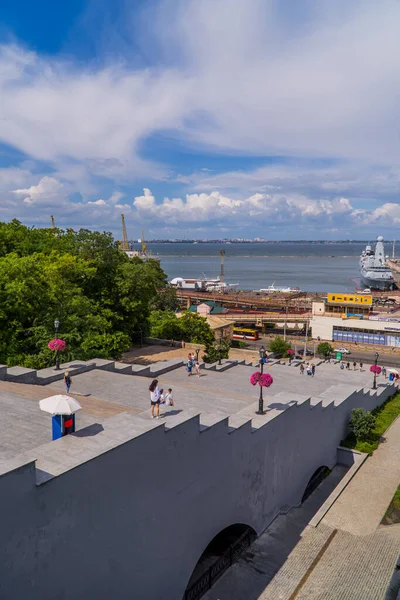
340,392,400,455
381,485,400,526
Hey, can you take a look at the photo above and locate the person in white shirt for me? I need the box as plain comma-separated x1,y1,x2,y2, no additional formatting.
164,388,174,406
149,379,161,419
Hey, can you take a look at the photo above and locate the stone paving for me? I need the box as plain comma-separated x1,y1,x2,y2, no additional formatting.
0,380,141,462
47,361,383,419
322,417,400,536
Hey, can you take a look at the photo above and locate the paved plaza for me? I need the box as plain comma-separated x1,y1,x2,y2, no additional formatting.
0,360,390,464
48,360,384,418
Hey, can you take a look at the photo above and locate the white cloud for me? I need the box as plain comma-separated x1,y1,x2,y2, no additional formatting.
0,0,400,174
13,176,66,205
133,187,355,229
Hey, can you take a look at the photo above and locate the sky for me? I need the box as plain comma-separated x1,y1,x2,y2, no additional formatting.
1,0,400,240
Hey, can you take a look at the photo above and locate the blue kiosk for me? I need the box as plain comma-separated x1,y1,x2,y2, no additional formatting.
52,414,76,440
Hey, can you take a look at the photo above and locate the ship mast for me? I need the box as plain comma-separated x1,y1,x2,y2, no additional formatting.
393,240,395,260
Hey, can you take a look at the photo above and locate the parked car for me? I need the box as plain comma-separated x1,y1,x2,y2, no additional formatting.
334,347,351,354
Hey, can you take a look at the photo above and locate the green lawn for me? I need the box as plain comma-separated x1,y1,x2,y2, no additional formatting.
341,392,400,455
382,484,400,526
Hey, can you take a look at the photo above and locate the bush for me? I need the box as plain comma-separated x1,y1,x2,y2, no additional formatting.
349,408,376,441
268,336,291,356
317,342,333,359
203,339,230,363
230,339,247,349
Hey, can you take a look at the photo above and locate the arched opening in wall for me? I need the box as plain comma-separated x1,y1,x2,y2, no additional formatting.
183,523,257,600
302,466,331,503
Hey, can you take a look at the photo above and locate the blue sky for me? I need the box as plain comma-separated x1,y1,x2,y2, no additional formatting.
1,0,400,239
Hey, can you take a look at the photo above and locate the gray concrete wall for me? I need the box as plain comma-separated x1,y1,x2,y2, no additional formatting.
0,384,394,600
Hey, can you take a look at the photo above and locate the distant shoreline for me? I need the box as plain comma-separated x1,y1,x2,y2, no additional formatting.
138,240,378,244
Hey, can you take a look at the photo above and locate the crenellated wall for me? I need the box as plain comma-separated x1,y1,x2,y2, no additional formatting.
0,378,394,600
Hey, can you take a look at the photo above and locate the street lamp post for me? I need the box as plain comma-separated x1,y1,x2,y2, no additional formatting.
373,351,379,390
54,318,60,370
256,347,266,415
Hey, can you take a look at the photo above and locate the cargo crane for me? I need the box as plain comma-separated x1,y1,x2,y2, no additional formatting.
120,214,129,251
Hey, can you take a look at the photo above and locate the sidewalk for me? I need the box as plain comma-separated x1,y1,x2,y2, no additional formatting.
322,416,400,535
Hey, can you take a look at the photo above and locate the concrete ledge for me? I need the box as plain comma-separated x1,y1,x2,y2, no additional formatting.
149,358,184,377
0,365,8,380
130,364,152,377
5,366,37,384
92,359,116,371
113,362,133,374
309,447,368,528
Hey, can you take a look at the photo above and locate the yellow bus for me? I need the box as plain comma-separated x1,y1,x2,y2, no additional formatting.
233,327,260,341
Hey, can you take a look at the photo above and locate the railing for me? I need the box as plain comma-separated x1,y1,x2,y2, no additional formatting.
183,528,256,600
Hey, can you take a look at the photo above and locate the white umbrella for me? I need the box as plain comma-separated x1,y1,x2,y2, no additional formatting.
39,395,82,415
386,368,399,375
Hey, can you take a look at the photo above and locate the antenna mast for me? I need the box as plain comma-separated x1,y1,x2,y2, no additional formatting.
121,214,129,251
220,249,225,283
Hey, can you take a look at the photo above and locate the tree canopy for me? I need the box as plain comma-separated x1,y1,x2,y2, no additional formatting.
149,310,214,345
317,342,333,359
268,336,292,356
0,220,168,367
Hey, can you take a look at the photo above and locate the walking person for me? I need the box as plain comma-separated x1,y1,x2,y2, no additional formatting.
353,361,357,371
346,362,350,370
186,356,193,377
382,366,387,379
340,362,345,370
149,379,161,419
360,362,363,372
306,363,311,376
195,361,201,377
311,363,315,377
300,363,304,375
64,370,72,393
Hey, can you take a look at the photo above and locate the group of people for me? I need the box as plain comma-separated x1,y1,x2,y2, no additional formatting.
340,361,364,371
186,352,201,377
300,362,316,376
149,379,174,419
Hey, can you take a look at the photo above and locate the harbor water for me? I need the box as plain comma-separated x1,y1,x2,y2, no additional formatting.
144,242,368,292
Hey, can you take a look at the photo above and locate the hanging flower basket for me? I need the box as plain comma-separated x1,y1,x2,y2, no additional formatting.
48,338,66,352
250,371,273,387
369,364,382,375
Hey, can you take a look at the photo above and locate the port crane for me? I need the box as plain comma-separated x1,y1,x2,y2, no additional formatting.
120,214,130,251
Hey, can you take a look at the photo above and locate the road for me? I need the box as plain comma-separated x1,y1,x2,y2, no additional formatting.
245,337,400,367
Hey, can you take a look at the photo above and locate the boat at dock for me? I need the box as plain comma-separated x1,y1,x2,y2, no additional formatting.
256,283,302,293
359,236,395,290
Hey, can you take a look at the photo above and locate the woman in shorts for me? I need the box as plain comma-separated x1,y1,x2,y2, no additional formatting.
149,379,161,419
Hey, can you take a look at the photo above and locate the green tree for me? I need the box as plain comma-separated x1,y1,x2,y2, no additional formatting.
149,285,180,312
179,312,214,345
268,336,291,356
0,221,170,367
149,311,182,340
317,342,334,359
349,408,376,441
203,339,230,363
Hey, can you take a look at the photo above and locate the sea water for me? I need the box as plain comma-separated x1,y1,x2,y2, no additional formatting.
144,242,367,292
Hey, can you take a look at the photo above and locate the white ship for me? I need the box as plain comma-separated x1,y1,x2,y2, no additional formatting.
257,283,302,293
170,276,238,292
359,236,395,290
